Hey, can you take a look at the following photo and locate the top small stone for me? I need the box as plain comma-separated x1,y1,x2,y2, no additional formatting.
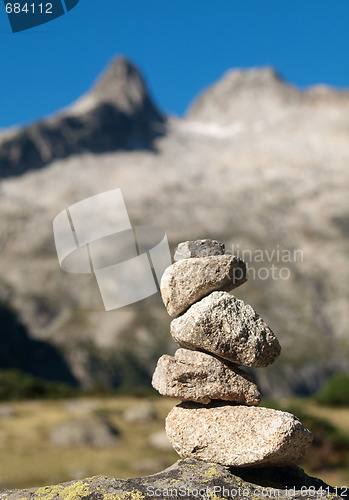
174,239,225,261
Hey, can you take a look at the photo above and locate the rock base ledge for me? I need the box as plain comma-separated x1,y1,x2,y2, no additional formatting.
1,459,343,500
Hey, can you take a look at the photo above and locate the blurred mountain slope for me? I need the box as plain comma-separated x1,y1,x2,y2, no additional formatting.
0,59,349,395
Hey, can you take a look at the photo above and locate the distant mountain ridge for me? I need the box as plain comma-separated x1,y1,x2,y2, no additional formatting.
0,57,165,178
2,60,349,178
187,66,349,123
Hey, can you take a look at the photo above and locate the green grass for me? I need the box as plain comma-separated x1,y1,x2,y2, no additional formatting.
0,396,348,490
0,396,179,490
262,397,349,488
315,373,349,407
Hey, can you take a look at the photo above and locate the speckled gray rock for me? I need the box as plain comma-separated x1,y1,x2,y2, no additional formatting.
0,458,340,500
161,255,247,317
171,291,281,367
174,239,225,261
166,403,313,467
152,348,261,405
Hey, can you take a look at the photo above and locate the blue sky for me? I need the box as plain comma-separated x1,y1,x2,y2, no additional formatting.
1,1,349,128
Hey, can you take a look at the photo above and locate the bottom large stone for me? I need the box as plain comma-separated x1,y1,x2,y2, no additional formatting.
166,403,313,467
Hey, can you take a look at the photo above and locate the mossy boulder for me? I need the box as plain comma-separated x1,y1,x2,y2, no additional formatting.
1,458,343,500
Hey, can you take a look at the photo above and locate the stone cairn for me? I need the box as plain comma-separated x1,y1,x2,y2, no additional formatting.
152,239,313,467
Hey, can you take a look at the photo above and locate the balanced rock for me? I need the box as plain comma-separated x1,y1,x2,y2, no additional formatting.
152,348,261,405
171,291,281,367
174,239,225,261
166,403,313,467
161,255,247,317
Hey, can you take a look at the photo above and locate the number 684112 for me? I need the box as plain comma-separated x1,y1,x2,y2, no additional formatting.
6,3,53,14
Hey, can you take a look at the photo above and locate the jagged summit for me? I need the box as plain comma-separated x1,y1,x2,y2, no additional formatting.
186,65,349,122
72,56,154,116
186,66,300,122
95,56,142,92
0,56,164,178
2,60,349,178
213,66,289,90
219,66,298,97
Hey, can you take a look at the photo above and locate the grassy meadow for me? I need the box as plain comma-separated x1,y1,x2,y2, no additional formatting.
0,395,348,491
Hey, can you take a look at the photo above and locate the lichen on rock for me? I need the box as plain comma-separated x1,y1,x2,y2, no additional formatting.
0,459,342,500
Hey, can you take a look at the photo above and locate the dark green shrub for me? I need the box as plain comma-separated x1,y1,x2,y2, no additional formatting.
315,372,349,407
0,369,77,401
266,400,349,471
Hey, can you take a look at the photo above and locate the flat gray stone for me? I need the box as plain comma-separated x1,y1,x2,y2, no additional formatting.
161,255,247,317
152,348,261,405
171,291,281,367
166,403,313,467
174,239,225,261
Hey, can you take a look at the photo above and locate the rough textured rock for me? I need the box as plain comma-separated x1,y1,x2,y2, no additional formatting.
161,256,247,317
166,403,313,467
1,458,341,499
174,239,225,261
152,348,261,405
171,291,281,367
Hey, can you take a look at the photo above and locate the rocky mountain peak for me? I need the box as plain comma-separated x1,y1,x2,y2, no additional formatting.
187,66,300,122
72,56,150,115
218,66,286,90
187,66,349,123
0,56,164,178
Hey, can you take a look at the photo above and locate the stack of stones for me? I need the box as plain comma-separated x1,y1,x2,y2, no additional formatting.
152,239,313,467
